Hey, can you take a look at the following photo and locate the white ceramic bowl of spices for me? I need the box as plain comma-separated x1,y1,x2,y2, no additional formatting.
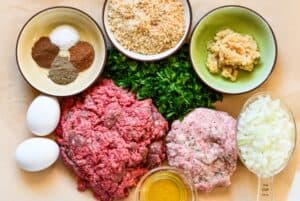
16,7,107,96
103,0,192,61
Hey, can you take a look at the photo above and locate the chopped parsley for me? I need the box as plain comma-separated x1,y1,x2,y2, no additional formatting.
104,45,222,122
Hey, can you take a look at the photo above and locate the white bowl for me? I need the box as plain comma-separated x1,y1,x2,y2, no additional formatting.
102,0,192,61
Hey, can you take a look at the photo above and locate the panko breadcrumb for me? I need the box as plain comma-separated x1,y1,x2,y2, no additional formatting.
108,0,185,55
207,29,260,81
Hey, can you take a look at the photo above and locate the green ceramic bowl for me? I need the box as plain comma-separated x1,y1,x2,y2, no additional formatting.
190,5,277,94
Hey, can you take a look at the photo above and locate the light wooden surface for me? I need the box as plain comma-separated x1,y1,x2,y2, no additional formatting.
1,0,300,201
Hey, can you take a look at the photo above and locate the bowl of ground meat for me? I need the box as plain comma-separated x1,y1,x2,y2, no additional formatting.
56,79,169,201
166,108,238,192
102,0,192,61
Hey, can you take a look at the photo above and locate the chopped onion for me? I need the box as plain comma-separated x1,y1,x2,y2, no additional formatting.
237,95,295,177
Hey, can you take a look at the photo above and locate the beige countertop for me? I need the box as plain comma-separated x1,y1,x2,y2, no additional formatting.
1,0,300,200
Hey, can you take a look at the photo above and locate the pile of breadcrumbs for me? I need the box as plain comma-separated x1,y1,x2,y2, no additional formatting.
108,0,186,55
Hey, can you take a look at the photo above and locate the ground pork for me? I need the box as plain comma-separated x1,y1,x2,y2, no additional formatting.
56,79,168,201
166,108,237,192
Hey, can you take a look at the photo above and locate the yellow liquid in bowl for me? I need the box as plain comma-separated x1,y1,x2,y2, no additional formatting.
139,171,192,201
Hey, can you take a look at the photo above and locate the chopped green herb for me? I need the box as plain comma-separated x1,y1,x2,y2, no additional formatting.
104,45,222,122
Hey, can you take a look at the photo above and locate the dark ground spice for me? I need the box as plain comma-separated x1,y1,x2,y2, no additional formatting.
31,37,59,68
70,41,95,71
48,56,78,85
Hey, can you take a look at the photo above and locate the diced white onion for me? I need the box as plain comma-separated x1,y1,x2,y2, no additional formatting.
237,95,295,177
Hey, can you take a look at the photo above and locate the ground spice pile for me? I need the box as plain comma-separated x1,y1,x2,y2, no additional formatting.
48,56,78,85
70,41,95,71
31,25,95,85
31,37,59,68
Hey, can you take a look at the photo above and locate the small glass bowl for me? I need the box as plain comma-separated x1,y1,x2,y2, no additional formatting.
135,166,197,201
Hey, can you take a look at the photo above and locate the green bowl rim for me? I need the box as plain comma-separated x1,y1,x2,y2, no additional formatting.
189,5,278,95
15,6,108,97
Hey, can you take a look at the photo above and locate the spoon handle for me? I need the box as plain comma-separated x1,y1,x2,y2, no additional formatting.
257,177,274,201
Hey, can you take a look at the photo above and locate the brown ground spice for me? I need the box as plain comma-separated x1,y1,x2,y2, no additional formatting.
31,37,59,68
69,41,95,71
48,56,78,85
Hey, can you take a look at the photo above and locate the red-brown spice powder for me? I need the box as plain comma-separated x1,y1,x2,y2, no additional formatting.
31,37,59,68
69,41,95,71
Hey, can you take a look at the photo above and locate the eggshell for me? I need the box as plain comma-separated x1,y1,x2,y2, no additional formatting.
26,95,60,136
15,138,59,172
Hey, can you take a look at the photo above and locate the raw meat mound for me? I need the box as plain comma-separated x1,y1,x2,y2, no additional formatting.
56,79,168,201
166,108,237,192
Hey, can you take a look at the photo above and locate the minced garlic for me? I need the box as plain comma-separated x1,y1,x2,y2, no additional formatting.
207,29,260,81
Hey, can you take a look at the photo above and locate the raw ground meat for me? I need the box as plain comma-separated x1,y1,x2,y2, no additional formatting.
166,108,237,192
56,79,168,201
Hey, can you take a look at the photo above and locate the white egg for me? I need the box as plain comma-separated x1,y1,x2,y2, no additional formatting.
15,138,59,172
26,95,60,136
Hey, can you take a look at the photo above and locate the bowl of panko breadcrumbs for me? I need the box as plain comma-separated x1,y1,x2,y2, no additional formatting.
102,0,192,61
190,5,277,94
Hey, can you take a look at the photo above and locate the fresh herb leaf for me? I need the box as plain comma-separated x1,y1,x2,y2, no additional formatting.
104,45,222,122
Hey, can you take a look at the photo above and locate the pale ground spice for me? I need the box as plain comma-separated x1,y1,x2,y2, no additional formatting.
48,56,78,85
